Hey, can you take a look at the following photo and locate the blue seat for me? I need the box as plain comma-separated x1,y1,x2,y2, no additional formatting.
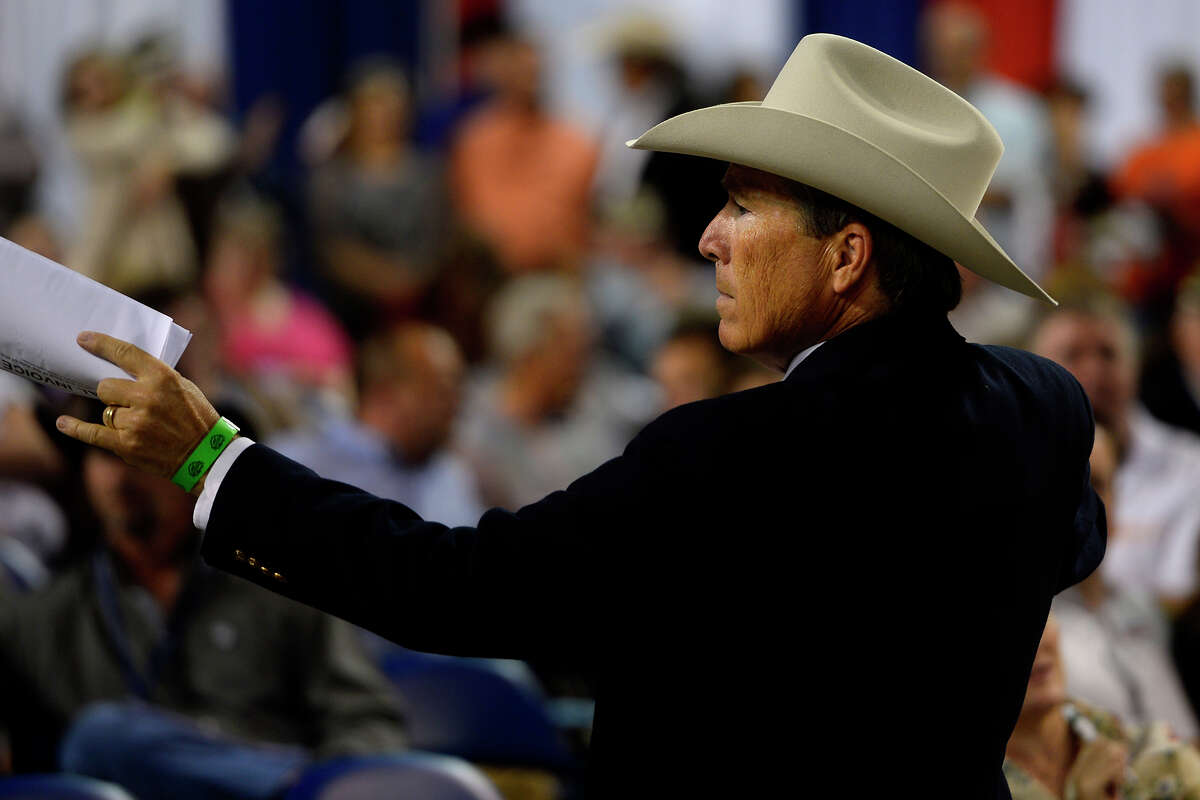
285,752,503,800
379,649,578,771
0,774,136,800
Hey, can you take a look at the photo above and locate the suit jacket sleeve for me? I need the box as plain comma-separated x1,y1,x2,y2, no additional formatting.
200,437,661,662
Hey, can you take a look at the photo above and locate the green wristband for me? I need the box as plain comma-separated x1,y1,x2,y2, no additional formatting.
171,417,240,492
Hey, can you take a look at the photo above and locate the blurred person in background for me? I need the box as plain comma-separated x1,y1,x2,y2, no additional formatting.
450,33,598,274
127,31,241,266
0,425,407,797
459,273,655,510
1111,65,1200,315
591,14,686,214
0,216,69,592
0,370,65,593
1051,424,1198,741
1031,294,1200,608
1003,614,1200,800
649,320,734,411
412,12,509,152
1044,80,1114,271
269,322,483,528
923,2,1053,345
309,59,449,339
204,195,354,430
586,189,716,371
62,47,232,295
1140,272,1200,437
0,105,38,233
6,213,63,262
633,46,731,264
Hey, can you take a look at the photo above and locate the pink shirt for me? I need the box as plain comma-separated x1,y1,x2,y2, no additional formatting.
222,291,351,384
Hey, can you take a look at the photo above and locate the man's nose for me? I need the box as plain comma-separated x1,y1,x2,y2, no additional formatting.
698,208,730,265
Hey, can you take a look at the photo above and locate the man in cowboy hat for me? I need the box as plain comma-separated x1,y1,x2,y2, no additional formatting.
56,35,1104,797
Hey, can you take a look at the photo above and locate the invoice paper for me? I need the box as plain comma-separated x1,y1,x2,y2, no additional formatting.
0,236,191,398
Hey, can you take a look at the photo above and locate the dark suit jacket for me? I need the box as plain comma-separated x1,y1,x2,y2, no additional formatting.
202,310,1105,798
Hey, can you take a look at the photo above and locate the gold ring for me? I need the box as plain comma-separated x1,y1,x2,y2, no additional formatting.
102,404,120,429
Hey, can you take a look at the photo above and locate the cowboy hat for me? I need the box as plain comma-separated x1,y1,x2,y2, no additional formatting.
626,33,1054,304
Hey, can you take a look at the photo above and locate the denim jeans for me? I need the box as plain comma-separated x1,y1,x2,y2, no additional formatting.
59,701,312,800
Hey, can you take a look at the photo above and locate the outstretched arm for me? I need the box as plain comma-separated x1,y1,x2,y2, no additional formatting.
55,332,633,662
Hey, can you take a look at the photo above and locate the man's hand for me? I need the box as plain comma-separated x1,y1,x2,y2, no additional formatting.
55,332,220,485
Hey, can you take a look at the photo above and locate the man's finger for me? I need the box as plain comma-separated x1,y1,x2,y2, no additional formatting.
56,415,121,453
96,377,140,407
77,332,160,378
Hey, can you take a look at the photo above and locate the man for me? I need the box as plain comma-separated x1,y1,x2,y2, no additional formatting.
1030,295,1200,607
450,34,598,274
0,439,407,798
459,274,655,509
268,322,483,528
56,35,1103,797
922,2,1054,345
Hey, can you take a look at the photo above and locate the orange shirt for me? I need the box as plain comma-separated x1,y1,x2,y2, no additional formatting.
451,104,598,273
1112,123,1200,229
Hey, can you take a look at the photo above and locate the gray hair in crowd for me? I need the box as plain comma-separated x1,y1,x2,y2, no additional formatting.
485,274,591,365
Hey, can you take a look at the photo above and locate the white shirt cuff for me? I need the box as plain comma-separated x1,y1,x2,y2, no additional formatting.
192,437,256,531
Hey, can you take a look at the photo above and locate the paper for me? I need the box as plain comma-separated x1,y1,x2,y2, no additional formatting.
0,236,192,398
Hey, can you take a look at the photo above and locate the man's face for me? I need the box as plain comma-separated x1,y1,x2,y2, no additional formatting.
83,449,196,563
1031,312,1136,430
391,333,465,460
699,165,834,369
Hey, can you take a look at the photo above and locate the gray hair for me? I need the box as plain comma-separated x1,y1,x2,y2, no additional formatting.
485,275,591,364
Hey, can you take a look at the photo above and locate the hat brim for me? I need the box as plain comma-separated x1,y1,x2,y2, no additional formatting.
627,102,1055,305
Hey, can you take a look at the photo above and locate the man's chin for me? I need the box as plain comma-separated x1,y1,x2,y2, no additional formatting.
715,322,743,355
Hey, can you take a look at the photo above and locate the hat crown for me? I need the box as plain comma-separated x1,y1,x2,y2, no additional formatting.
763,34,1002,217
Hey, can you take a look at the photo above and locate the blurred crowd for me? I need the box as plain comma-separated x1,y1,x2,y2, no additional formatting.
7,2,1200,798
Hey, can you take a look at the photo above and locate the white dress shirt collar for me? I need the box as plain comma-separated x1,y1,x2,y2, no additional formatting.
784,341,825,379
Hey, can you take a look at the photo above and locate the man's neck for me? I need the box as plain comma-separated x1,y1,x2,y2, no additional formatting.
774,302,888,373
107,538,185,612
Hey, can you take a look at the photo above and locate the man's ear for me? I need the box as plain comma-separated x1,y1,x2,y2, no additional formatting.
829,222,874,296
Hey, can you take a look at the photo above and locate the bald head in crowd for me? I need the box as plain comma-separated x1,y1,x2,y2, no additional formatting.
1029,296,1140,450
357,323,465,465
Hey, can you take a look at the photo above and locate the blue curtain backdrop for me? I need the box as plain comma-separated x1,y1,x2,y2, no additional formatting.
799,0,925,67
227,0,423,176
224,0,424,286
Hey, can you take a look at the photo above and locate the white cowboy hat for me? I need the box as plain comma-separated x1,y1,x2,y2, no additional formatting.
626,33,1054,304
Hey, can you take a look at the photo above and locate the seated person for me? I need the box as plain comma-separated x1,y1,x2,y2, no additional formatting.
1004,613,1200,800
269,322,483,528
0,370,66,592
1052,425,1199,740
0,411,406,800
204,195,354,425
